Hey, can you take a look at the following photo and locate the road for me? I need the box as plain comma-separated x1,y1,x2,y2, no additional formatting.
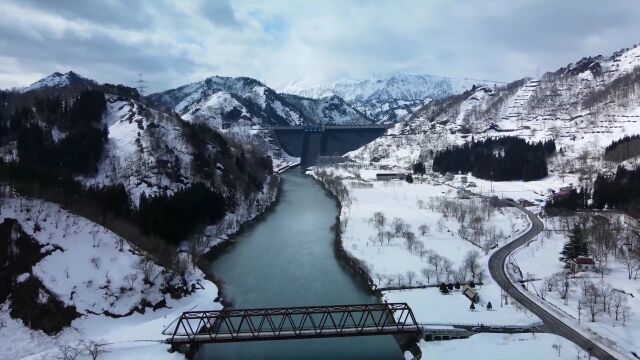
488,205,619,360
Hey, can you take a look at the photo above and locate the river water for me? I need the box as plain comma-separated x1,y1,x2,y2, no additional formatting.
196,170,403,360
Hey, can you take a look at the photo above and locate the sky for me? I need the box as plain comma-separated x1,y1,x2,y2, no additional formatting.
1,0,639,93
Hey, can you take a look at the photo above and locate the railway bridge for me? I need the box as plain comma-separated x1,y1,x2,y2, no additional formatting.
166,303,421,354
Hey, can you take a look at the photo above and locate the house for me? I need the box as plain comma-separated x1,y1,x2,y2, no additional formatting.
549,186,573,201
376,173,405,181
444,172,454,181
570,256,596,273
462,285,479,303
460,176,468,184
467,181,477,188
623,211,640,231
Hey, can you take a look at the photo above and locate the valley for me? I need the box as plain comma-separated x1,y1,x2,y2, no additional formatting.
2,9,640,359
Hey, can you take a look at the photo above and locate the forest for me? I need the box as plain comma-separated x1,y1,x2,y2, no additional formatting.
432,136,555,181
603,134,640,162
546,166,640,212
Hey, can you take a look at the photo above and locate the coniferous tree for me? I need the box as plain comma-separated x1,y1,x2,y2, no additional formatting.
560,224,589,263
413,162,426,176
439,283,449,294
486,301,493,310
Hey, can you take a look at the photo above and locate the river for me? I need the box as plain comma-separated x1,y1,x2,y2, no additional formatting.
196,170,403,360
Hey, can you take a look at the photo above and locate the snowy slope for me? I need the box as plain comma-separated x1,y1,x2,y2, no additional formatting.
147,76,307,127
348,44,640,179
148,75,373,127
280,94,373,125
0,195,220,360
20,71,98,93
281,73,497,123
82,96,194,204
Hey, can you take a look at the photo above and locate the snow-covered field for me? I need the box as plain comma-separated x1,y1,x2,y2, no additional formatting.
0,195,221,360
513,216,640,357
312,165,540,329
416,333,596,360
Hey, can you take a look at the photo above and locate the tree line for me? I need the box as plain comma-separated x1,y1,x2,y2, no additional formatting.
547,166,640,212
432,136,555,181
603,135,640,162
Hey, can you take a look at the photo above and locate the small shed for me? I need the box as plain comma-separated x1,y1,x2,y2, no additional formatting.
462,284,479,303
571,256,595,273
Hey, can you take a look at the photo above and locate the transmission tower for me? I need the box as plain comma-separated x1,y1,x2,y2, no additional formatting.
136,73,147,96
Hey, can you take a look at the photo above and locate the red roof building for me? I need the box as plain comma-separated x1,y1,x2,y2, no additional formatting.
571,256,595,273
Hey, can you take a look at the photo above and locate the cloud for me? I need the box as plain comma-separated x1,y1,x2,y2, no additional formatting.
1,0,639,93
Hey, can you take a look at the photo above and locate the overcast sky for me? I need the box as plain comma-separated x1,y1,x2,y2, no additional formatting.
1,0,639,93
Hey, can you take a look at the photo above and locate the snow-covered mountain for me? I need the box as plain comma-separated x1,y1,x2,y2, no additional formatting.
281,73,496,123
147,76,306,127
280,93,372,125
348,44,640,180
147,75,372,127
20,71,98,93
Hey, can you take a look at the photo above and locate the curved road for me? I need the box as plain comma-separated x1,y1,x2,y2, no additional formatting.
488,205,619,360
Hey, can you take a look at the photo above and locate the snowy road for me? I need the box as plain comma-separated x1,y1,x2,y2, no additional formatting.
488,206,618,360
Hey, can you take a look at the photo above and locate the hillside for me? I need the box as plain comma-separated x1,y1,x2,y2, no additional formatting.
348,45,640,183
0,73,278,359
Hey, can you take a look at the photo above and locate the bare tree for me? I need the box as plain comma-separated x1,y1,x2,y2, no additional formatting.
135,256,158,285
124,273,138,290
81,341,107,360
582,282,603,322
421,267,434,284
403,231,417,252
383,231,393,245
427,251,443,276
612,292,627,321
621,249,639,280
31,201,47,233
391,217,406,236
418,224,430,236
57,344,81,360
115,235,126,252
463,250,482,282
550,272,570,300
441,257,454,282
372,212,386,234
188,235,211,269
406,271,416,285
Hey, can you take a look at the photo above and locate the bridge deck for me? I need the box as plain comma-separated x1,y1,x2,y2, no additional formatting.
166,303,420,344
169,325,420,343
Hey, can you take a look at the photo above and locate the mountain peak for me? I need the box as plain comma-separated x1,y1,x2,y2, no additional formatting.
20,71,97,93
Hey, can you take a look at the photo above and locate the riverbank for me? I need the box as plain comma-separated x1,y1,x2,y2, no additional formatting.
308,170,379,296
194,169,404,360
200,174,283,307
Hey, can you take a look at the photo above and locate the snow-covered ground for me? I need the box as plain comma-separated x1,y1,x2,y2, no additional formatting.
312,165,540,329
513,216,640,357
416,333,597,360
0,195,222,360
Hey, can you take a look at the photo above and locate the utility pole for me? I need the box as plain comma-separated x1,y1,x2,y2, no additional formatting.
578,300,582,324
136,73,147,96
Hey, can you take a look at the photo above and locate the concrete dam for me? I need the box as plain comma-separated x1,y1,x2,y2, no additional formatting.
266,125,388,167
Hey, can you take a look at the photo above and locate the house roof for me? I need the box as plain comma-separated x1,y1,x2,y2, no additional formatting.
574,257,595,265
